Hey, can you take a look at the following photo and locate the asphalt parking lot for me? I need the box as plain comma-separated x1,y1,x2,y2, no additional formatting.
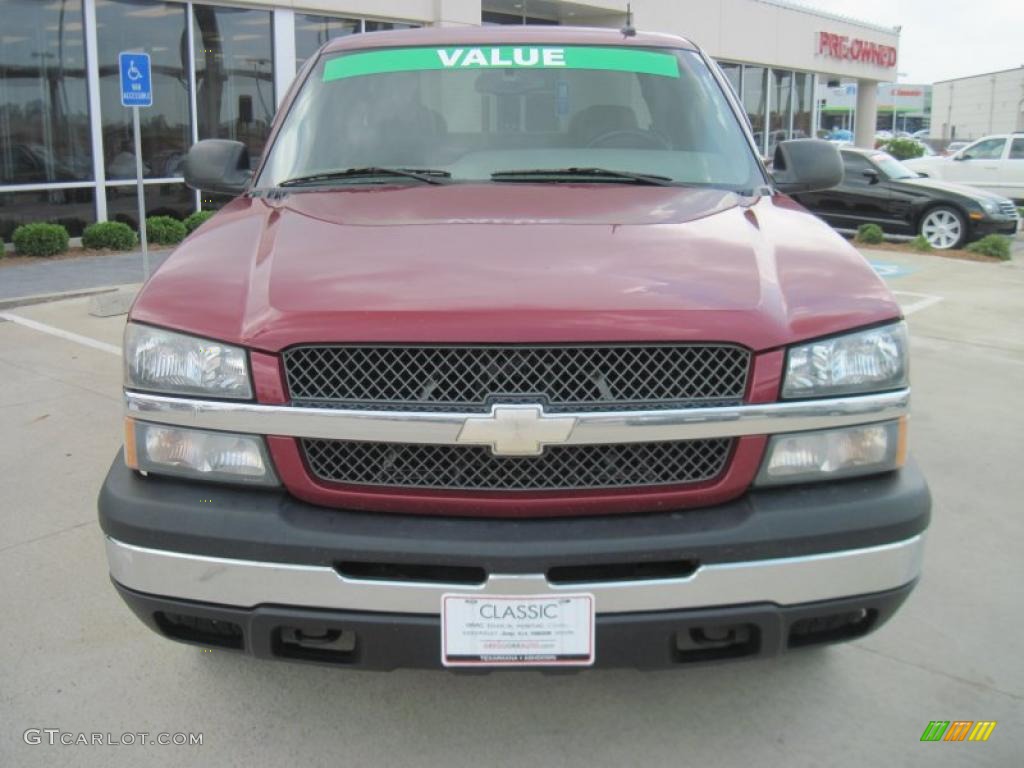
1,246,1022,766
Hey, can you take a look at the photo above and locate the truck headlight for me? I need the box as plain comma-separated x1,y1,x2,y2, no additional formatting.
756,419,906,486
124,323,252,399
782,322,908,399
125,420,278,486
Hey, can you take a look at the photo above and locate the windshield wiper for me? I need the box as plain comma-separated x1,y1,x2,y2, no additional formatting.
491,167,675,186
279,167,451,187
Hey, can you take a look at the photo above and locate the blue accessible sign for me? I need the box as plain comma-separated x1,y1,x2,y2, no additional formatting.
119,52,152,108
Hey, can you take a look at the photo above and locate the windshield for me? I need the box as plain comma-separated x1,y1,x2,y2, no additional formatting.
259,45,764,192
871,152,917,180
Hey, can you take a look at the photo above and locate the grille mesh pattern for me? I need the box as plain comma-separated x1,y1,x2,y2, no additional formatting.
284,344,750,411
302,438,732,491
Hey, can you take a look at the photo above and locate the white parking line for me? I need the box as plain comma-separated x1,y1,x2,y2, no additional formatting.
892,291,945,316
0,312,122,356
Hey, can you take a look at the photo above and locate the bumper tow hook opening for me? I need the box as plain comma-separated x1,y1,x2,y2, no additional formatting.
673,623,759,663
275,626,358,663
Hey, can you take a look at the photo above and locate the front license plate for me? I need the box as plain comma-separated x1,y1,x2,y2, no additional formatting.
441,593,595,668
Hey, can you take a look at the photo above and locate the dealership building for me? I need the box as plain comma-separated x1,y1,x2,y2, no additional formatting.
929,66,1024,141
0,0,901,240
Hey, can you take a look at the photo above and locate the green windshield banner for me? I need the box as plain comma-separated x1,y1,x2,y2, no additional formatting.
323,46,680,82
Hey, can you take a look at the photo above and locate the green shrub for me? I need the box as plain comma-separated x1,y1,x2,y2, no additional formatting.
881,137,925,160
1018,207,1023,219
965,234,1012,261
854,223,885,245
145,215,187,245
183,210,214,234
909,235,933,252
12,222,70,257
81,221,137,251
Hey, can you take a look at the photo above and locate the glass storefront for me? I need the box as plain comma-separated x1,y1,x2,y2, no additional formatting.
719,62,818,154
295,14,360,69
105,181,193,228
96,0,191,180
0,187,96,240
193,6,275,167
0,0,92,185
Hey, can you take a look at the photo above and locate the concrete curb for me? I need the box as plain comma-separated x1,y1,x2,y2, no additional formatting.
0,285,129,312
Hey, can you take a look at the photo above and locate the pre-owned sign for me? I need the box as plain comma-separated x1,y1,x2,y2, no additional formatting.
817,32,896,68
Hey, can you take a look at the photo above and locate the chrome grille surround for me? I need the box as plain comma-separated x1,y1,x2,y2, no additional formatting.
282,344,751,412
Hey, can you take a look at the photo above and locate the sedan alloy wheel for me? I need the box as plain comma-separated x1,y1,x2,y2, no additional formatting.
920,207,965,250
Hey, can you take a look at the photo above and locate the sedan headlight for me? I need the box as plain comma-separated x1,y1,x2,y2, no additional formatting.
782,322,908,399
979,199,998,215
124,323,252,399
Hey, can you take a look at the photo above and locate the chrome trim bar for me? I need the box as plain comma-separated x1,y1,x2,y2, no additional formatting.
125,388,909,446
106,535,924,615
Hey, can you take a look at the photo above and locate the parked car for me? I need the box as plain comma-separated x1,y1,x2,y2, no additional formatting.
794,148,1020,249
905,133,1024,203
99,27,930,671
941,140,969,157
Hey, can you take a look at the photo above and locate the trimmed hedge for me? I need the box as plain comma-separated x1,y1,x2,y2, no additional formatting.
82,221,137,251
854,223,885,245
12,222,70,257
965,234,1011,261
910,234,933,252
184,210,214,234
145,215,187,245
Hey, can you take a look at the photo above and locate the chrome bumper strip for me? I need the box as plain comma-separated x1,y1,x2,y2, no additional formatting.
106,535,924,615
125,388,910,446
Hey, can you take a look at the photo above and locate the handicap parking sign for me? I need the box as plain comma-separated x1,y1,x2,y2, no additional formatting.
119,52,152,108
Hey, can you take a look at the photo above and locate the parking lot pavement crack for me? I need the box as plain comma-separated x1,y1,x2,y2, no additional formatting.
850,643,1023,702
0,519,97,556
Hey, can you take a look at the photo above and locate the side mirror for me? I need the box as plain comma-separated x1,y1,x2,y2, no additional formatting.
953,153,967,161
183,139,252,196
862,168,880,184
771,139,843,194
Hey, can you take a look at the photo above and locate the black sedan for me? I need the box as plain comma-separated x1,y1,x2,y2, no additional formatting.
793,148,1020,250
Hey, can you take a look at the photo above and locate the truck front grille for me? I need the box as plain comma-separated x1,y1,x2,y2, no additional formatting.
283,344,750,412
302,438,732,491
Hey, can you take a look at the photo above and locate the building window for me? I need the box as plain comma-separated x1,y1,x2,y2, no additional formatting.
295,14,360,70
0,0,92,185
482,11,557,25
0,187,95,239
742,66,767,156
96,0,191,181
363,20,420,32
105,181,193,228
793,72,813,139
768,69,792,157
193,5,274,168
718,62,741,100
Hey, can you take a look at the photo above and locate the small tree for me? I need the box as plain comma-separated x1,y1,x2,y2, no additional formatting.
881,137,925,161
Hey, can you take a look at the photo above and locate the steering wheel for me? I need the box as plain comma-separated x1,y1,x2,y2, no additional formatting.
586,129,671,150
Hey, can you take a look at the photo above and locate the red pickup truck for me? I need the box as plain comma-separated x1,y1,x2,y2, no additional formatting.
99,26,929,670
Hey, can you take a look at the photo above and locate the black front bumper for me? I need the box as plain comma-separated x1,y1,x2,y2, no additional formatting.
99,455,929,571
973,217,1020,237
98,455,930,670
114,581,916,671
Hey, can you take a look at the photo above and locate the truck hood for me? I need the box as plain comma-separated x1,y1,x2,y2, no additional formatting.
131,184,900,352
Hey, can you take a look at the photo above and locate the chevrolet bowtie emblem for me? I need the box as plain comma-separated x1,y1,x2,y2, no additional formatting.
456,405,577,456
